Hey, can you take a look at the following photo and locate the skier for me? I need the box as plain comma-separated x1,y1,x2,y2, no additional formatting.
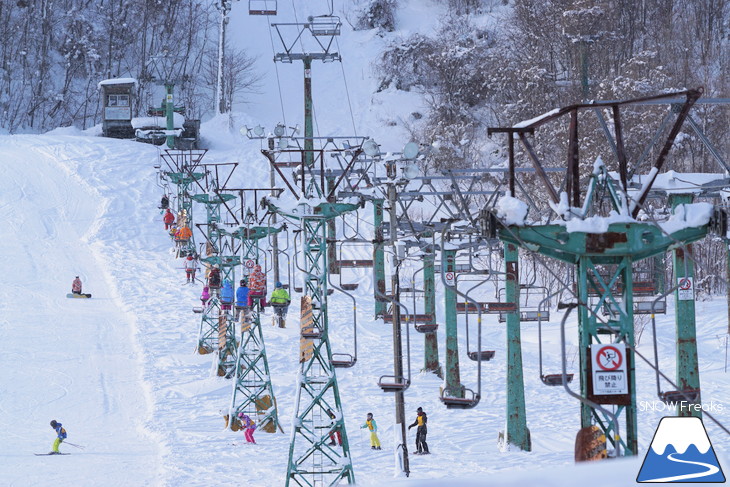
71,276,82,295
208,264,221,291
160,194,169,209
174,225,192,249
235,279,250,321
269,282,291,328
220,280,234,311
327,409,342,447
49,420,67,454
184,253,197,283
360,412,381,450
200,286,211,307
238,413,257,444
163,208,175,230
247,264,267,308
408,407,429,454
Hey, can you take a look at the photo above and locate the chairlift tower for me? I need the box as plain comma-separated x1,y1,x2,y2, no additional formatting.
192,190,240,377
160,150,207,255
146,51,188,148
488,89,709,456
267,16,360,483
227,219,284,434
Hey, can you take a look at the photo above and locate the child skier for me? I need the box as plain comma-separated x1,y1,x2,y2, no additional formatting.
235,279,250,321
238,413,257,444
327,409,341,446
200,286,211,307
49,420,67,454
220,280,234,311
184,254,197,283
360,413,381,450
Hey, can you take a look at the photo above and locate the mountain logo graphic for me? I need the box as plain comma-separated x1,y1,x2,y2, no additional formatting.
637,416,726,483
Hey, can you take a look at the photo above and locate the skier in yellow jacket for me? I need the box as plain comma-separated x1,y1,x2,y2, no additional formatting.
360,412,381,450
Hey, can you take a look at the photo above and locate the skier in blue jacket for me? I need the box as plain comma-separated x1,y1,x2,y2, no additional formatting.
50,420,67,454
220,280,234,311
235,279,250,320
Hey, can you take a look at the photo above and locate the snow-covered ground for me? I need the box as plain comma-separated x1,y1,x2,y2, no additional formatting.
2,1,729,486
1,129,728,486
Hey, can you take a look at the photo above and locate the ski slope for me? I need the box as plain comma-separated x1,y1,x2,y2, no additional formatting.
1,129,728,486
1,1,729,485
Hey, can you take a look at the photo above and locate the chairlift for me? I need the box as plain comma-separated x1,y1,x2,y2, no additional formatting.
248,0,277,15
409,263,439,334
377,375,410,392
301,324,323,340
437,244,483,409
497,285,549,322
460,276,495,362
440,387,480,410
374,289,413,393
648,292,700,405
308,15,341,37
328,273,358,368
538,290,574,386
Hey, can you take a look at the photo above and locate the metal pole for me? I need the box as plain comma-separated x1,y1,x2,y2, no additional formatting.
388,182,409,477
165,83,175,149
670,194,702,418
442,247,463,399
373,198,387,318
304,56,314,168
423,251,441,376
270,168,280,286
502,242,530,451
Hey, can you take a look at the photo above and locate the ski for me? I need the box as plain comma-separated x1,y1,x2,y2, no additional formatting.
35,452,70,456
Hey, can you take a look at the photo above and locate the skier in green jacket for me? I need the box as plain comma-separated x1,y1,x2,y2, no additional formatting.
269,282,291,328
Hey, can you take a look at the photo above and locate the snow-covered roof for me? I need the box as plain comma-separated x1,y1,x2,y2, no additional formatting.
98,78,138,89
627,170,726,195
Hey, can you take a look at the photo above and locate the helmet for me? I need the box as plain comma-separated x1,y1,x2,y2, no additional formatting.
50,420,57,427
275,281,282,288
237,412,245,418
367,412,373,418
75,276,79,279
417,407,423,413
214,264,219,269
240,280,246,286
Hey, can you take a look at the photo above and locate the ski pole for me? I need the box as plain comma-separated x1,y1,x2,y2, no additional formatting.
64,442,85,449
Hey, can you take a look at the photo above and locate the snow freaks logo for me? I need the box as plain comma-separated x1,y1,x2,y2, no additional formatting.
637,416,726,483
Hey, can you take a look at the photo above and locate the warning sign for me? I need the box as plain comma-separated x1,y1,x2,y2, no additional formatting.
445,272,455,287
591,343,628,395
677,277,694,301
245,259,255,269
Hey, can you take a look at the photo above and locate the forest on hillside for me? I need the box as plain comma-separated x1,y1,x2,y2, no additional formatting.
2,0,729,293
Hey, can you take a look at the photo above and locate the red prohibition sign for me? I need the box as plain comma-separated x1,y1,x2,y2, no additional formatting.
245,260,255,268
596,345,623,371
678,278,692,290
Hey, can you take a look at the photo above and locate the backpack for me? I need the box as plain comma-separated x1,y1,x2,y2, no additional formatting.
59,427,67,439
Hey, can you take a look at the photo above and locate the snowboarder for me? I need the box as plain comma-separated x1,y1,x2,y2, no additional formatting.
71,276,82,295
184,253,197,283
220,280,234,311
360,412,381,450
269,282,291,328
238,413,257,444
247,264,267,308
327,409,342,446
208,264,221,291
163,208,175,230
235,279,250,320
49,420,67,454
200,286,211,307
160,194,169,209
408,407,429,454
